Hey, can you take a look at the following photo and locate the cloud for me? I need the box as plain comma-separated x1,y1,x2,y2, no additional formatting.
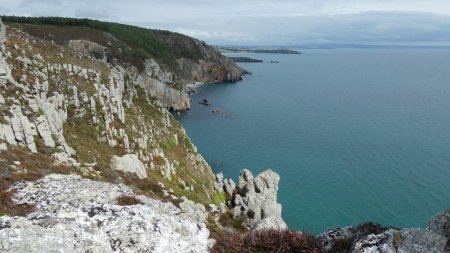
1,0,450,45
75,5,114,19
18,0,64,8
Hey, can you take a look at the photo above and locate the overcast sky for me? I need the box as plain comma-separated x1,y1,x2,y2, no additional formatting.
1,0,450,46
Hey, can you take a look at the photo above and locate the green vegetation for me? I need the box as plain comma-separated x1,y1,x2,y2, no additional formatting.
1,16,206,74
160,137,178,151
212,191,226,205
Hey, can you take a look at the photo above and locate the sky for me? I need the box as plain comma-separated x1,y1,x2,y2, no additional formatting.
1,0,450,46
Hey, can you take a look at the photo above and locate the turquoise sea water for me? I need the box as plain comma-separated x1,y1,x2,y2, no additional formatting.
175,49,450,234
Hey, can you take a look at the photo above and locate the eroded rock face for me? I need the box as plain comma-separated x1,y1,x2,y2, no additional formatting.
0,174,209,253
110,154,147,179
230,169,287,230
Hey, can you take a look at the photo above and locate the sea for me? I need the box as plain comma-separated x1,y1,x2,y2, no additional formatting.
174,49,450,234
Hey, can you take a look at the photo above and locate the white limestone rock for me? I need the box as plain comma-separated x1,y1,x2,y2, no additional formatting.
110,154,148,179
52,152,78,167
0,123,16,145
178,196,208,223
0,18,5,45
231,169,287,230
10,113,37,153
0,174,209,253
35,116,56,147
0,19,10,86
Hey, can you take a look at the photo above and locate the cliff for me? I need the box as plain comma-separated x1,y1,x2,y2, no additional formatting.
0,17,216,206
0,17,449,253
1,16,248,110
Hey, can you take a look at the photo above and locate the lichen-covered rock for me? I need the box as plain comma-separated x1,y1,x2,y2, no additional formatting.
110,154,147,179
318,226,355,252
428,208,450,238
0,174,209,253
352,228,449,253
352,229,399,253
230,169,287,230
398,228,448,253
178,196,208,223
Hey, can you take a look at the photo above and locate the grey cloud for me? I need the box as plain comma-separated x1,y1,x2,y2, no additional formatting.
19,0,64,7
75,5,114,19
1,0,450,45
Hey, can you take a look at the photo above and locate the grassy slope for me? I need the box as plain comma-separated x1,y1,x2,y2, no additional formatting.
1,16,206,75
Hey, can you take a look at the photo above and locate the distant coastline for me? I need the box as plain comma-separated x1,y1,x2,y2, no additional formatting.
228,57,263,63
218,47,301,54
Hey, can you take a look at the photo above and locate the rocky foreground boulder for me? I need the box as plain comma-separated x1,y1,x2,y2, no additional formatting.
0,174,209,253
318,211,450,253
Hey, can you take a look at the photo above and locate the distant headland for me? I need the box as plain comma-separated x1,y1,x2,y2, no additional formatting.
217,47,301,54
228,57,263,63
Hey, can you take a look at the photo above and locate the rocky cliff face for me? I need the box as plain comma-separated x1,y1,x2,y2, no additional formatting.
0,18,214,205
3,17,248,111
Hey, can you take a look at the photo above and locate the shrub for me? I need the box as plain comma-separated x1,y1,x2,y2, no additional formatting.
211,229,322,253
116,195,143,206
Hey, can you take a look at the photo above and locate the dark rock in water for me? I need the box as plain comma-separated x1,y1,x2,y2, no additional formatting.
199,99,211,106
